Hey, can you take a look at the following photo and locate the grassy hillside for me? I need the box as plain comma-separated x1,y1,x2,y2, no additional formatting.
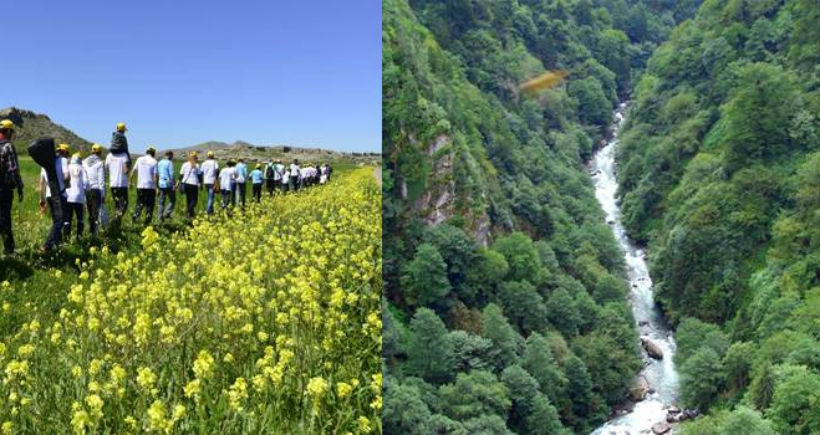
382,0,695,434
614,0,820,433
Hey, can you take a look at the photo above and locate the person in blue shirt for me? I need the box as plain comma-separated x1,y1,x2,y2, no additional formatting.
156,151,176,221
250,164,264,203
235,158,249,210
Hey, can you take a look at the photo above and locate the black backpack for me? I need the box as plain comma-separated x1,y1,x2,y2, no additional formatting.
265,164,275,179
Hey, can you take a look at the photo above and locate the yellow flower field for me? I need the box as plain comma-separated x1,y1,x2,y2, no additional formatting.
0,168,382,435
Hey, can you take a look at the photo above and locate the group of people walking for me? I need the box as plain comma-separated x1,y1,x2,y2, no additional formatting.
179,150,332,219
0,119,333,255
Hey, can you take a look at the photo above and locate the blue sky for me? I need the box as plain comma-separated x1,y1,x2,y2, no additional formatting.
2,1,381,152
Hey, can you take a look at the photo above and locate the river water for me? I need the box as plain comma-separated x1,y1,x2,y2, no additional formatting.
589,103,680,435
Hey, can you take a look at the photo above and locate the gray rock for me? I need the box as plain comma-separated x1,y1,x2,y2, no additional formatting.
652,422,671,435
641,337,664,359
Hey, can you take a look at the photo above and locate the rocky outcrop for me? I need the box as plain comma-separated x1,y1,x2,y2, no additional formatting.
664,406,699,424
641,337,664,359
0,106,92,151
412,133,492,245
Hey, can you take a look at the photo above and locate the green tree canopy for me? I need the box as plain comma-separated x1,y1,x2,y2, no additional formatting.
439,370,512,421
523,332,568,406
401,243,451,307
680,346,725,410
406,308,456,384
545,287,581,337
481,303,523,371
383,379,434,434
499,280,548,334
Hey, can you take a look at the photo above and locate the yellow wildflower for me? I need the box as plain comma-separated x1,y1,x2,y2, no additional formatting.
136,367,157,391
336,382,353,399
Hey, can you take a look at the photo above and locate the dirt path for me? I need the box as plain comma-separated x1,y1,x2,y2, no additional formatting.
373,166,382,187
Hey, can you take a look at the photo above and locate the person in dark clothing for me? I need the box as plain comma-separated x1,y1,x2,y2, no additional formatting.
110,122,131,166
0,119,23,255
264,161,276,196
40,145,70,252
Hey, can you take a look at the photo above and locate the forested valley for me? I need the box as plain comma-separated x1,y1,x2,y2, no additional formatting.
382,0,699,434
616,0,820,433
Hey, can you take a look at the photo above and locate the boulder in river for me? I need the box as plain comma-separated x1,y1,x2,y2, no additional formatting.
638,320,649,327
668,406,681,414
652,422,671,435
641,337,664,359
630,375,650,401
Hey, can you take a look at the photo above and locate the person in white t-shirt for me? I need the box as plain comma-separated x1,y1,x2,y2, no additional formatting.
39,144,71,252
219,159,237,211
130,147,158,225
178,152,201,221
200,150,219,215
83,144,106,236
106,148,131,220
289,159,300,192
275,160,286,192
65,153,88,243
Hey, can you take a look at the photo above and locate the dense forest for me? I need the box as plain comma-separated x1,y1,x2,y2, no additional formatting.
382,0,696,433
614,0,820,433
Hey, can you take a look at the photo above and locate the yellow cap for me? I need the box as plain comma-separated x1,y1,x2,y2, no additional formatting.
0,120,14,130
116,122,127,132
57,144,71,152
91,143,103,153
72,152,83,159
189,151,198,157
206,150,214,158
256,163,262,169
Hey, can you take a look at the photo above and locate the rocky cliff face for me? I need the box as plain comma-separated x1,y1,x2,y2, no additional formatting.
408,133,493,246
0,107,92,151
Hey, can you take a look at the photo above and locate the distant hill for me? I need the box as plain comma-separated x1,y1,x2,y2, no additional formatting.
165,141,381,165
0,107,93,152
1,107,380,164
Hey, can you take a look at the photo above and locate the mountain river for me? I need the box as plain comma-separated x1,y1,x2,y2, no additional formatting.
590,103,680,435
